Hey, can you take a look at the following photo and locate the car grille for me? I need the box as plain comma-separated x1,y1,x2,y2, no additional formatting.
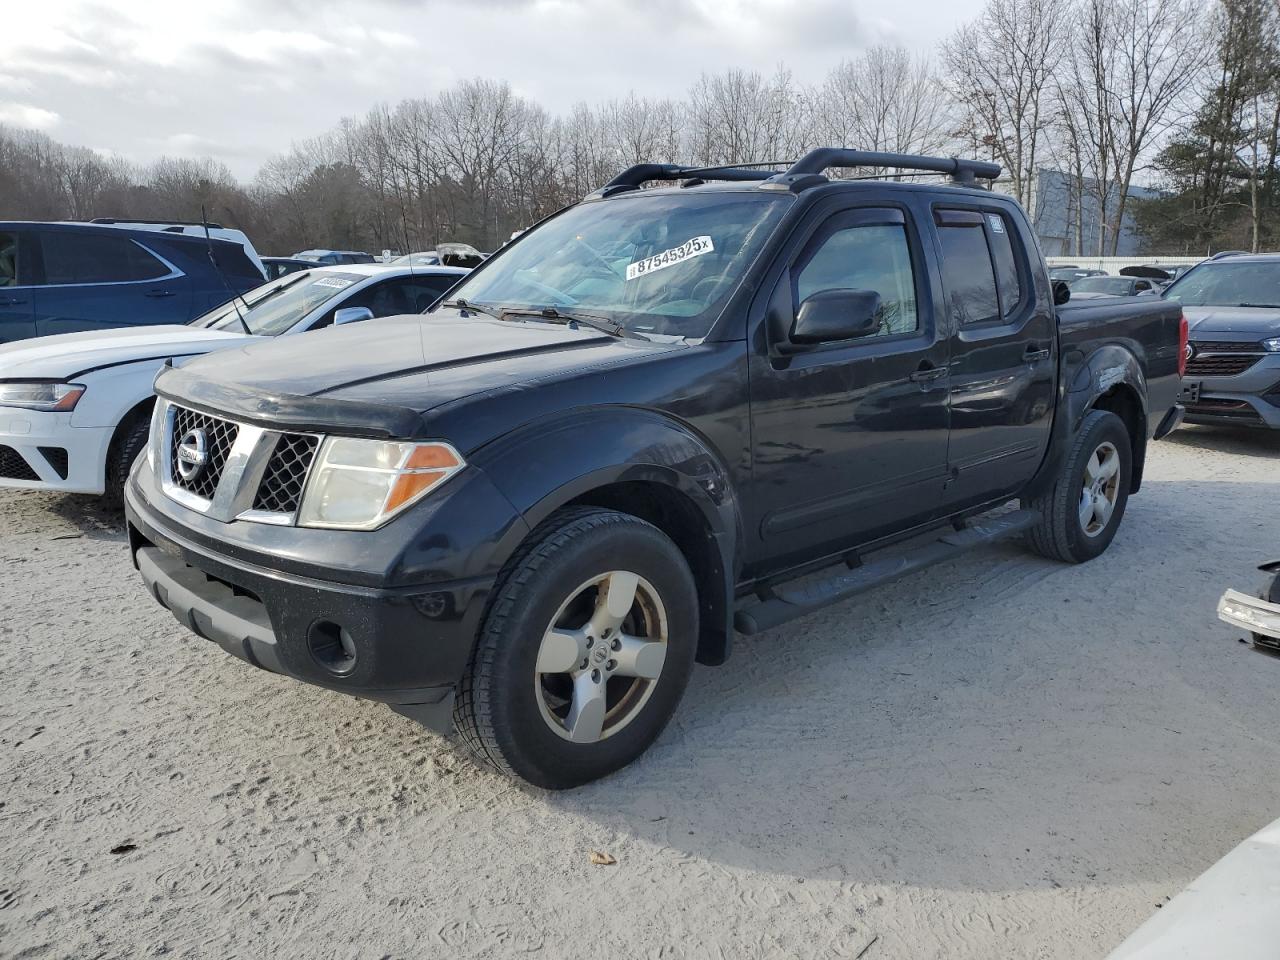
170,406,239,501
252,433,320,515
1186,341,1264,377
1185,397,1264,423
0,445,39,481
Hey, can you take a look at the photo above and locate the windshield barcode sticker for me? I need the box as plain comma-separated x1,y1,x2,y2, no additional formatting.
313,277,355,289
626,236,715,281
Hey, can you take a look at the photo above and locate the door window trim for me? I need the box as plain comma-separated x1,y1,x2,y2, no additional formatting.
31,234,184,289
760,199,936,361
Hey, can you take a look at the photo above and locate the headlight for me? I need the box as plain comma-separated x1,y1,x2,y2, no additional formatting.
296,438,464,530
146,399,167,471
0,381,85,411
1263,336,1280,352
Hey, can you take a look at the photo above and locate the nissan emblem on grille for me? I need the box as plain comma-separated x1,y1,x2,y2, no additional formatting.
176,428,209,481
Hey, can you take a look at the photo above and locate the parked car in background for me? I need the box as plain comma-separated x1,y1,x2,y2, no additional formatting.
0,264,467,502
293,249,378,266
262,256,319,280
124,148,1184,788
1048,266,1106,283
391,251,442,267
0,221,265,344
88,219,265,277
435,242,486,268
1068,275,1160,298
1164,253,1280,429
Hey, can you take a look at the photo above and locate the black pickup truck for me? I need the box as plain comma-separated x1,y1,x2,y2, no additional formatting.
125,149,1187,788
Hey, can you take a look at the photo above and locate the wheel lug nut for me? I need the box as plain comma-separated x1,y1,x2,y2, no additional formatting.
591,669,601,683
607,659,617,671
580,658,589,670
611,638,621,651
586,638,594,649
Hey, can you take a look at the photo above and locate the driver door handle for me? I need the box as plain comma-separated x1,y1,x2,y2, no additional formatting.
909,362,947,383
145,288,176,298
1024,343,1052,362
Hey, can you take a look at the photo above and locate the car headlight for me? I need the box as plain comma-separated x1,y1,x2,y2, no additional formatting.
0,381,85,411
296,438,464,530
1263,336,1280,352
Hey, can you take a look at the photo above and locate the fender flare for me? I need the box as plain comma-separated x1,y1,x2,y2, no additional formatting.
471,406,742,664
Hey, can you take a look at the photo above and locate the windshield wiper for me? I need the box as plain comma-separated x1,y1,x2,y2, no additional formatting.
441,298,506,322
1237,303,1280,308
501,306,636,340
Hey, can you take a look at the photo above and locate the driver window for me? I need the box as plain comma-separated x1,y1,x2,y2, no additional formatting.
795,224,918,337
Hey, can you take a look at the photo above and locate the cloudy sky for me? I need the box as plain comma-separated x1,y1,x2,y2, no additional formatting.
0,0,967,181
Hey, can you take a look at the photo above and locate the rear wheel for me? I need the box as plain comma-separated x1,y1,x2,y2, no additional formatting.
455,507,698,789
1025,409,1132,563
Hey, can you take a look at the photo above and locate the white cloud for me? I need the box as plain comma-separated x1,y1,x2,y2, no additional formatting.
0,102,61,131
0,0,969,177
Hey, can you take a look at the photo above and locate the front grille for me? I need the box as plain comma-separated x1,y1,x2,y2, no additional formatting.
0,445,38,481
1190,339,1262,352
169,406,238,501
1186,398,1264,422
1186,351,1262,377
252,433,320,514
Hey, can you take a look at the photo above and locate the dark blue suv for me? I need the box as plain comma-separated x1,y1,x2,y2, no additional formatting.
0,221,265,343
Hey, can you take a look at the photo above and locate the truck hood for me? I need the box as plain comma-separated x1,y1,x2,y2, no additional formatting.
1184,305,1280,336
161,312,683,436
0,325,252,380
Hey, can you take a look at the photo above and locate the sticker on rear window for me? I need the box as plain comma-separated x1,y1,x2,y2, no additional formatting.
626,236,715,281
987,214,1005,234
313,277,355,289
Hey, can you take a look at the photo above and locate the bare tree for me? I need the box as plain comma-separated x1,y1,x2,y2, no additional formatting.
943,0,1067,210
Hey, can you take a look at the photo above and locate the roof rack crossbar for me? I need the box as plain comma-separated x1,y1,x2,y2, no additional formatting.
779,149,1002,185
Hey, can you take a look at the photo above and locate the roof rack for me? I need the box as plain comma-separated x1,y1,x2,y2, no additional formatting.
588,163,784,198
588,149,1003,200
761,149,1002,192
89,217,227,229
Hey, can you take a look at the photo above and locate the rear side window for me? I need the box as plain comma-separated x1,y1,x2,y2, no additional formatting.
207,241,264,281
985,214,1023,315
42,233,170,284
937,209,1025,325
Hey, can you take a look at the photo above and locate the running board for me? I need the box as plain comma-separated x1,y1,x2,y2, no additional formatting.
733,509,1040,635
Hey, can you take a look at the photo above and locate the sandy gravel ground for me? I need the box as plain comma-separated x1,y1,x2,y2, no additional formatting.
2,425,1279,960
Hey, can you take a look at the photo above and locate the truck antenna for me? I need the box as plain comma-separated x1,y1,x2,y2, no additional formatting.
201,204,253,336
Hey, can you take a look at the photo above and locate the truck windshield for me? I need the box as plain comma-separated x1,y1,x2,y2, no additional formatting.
1163,261,1280,307
191,271,364,336
440,190,791,338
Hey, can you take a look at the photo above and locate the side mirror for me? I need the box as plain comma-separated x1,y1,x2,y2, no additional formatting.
334,306,374,326
1052,280,1071,306
791,289,882,346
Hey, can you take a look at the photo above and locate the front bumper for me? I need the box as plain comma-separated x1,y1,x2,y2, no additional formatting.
1183,353,1280,428
1219,589,1280,646
0,409,112,493
125,459,528,733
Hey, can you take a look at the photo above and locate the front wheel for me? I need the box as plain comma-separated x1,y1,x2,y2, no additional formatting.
1025,409,1133,563
454,507,698,789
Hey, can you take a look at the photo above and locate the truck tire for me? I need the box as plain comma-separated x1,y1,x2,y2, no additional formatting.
1024,409,1132,564
455,506,698,789
104,411,151,508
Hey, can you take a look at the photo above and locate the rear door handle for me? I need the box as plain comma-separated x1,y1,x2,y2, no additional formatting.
145,289,176,298
2,297,27,306
909,364,947,383
1023,344,1051,362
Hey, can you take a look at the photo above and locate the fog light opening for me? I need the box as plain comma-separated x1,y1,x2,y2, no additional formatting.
308,620,358,675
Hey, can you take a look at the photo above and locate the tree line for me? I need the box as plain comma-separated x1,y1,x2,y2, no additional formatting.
0,0,1273,258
